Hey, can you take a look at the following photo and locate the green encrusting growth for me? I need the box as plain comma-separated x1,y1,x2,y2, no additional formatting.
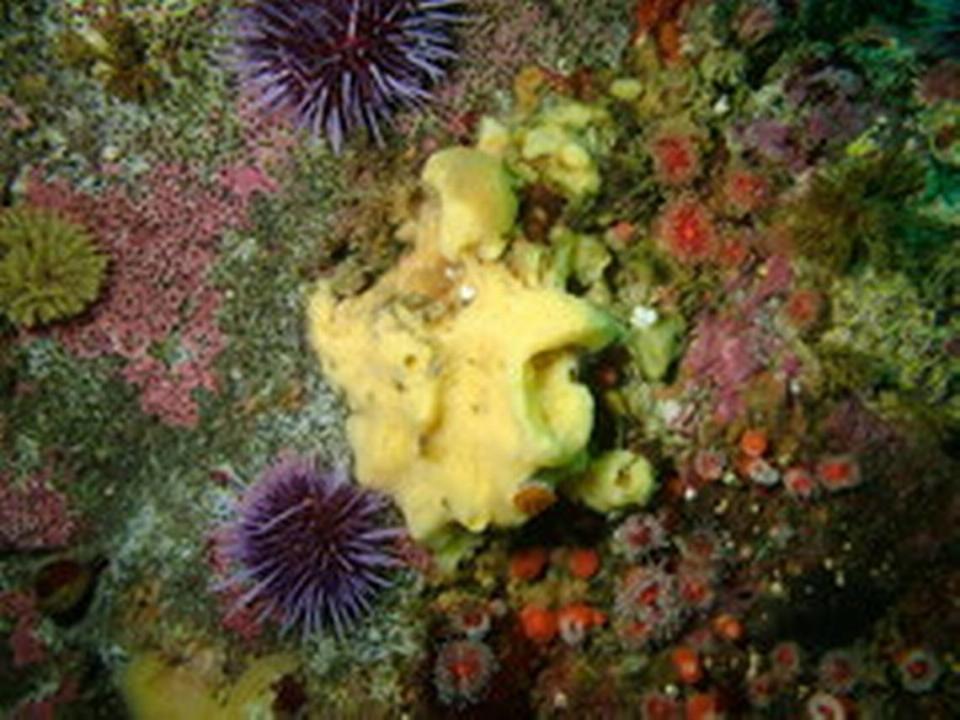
0,206,108,327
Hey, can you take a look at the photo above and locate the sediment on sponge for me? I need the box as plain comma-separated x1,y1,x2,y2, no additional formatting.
0,206,108,328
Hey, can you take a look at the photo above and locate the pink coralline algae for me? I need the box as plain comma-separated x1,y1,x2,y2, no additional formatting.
683,315,761,388
205,530,265,645
0,590,47,668
235,95,298,172
747,253,793,310
11,677,79,720
219,164,279,204
429,2,546,120
25,163,270,427
0,470,77,552
822,397,899,455
681,254,798,423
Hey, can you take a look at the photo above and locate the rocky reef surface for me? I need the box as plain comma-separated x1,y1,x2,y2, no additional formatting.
0,1,957,717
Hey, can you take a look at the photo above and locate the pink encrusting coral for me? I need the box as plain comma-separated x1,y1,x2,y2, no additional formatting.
0,469,77,551
205,529,266,645
747,253,793,309
25,163,272,427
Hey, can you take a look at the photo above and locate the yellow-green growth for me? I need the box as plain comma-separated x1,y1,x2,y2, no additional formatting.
0,207,108,327
566,449,656,513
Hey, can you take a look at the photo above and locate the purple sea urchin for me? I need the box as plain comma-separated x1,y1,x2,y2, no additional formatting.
220,455,401,637
233,0,462,152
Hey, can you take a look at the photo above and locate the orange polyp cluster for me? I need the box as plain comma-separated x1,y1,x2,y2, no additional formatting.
712,613,744,642
739,428,768,459
519,604,558,644
685,692,723,720
567,548,601,579
672,646,704,684
509,547,548,581
557,602,606,644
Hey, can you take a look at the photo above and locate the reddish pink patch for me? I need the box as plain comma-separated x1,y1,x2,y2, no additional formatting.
717,234,750,269
693,448,726,481
26,164,251,427
677,564,715,610
641,690,682,720
219,164,279,202
610,220,637,244
747,672,777,708
0,469,77,551
0,591,46,668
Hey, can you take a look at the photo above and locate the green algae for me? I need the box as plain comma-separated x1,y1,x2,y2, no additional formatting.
820,268,959,426
0,206,108,328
